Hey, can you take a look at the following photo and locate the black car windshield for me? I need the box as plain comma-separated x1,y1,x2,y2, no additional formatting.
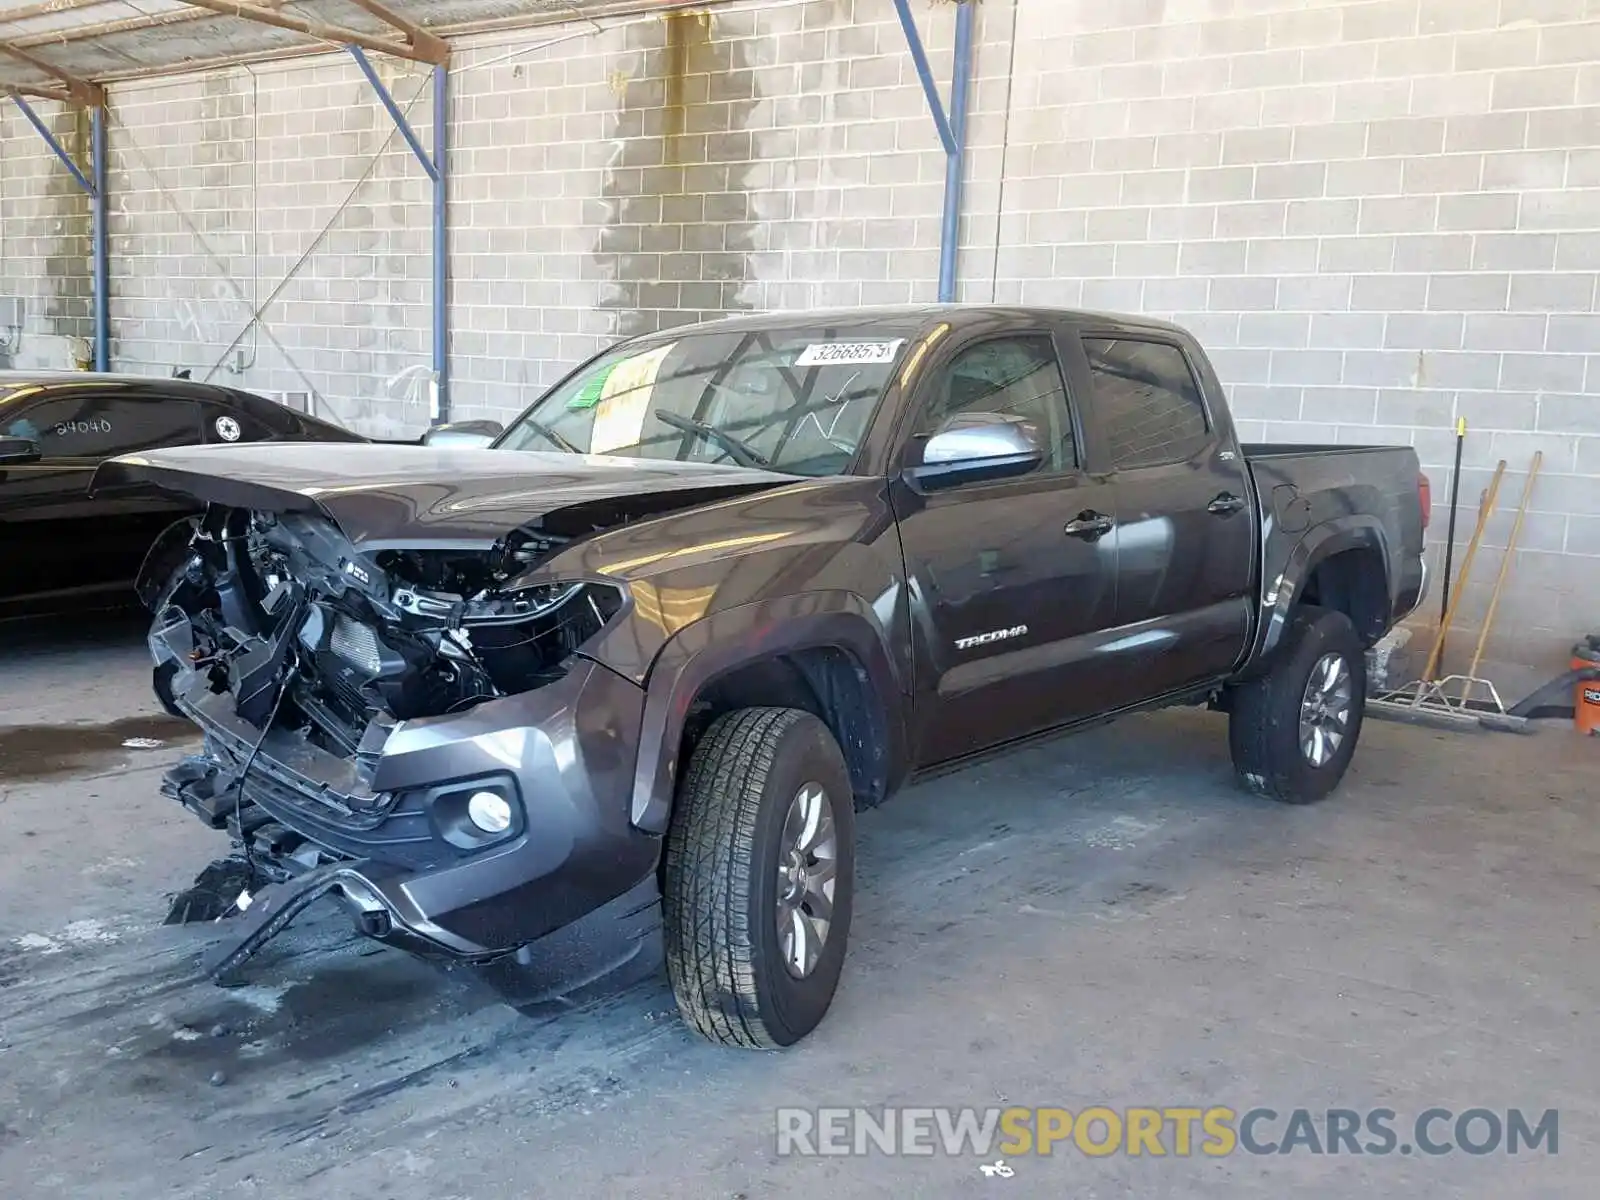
494,321,921,476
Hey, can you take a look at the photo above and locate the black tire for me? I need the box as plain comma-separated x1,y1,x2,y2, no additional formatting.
662,707,855,1049
1228,606,1366,804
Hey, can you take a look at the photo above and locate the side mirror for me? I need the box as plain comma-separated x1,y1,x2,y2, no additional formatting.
0,435,42,465
905,413,1044,490
422,419,503,449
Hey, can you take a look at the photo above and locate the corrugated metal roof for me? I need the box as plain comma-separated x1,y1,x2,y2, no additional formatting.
0,1,661,95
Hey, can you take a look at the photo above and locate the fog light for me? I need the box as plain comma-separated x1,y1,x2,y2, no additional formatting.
466,790,513,834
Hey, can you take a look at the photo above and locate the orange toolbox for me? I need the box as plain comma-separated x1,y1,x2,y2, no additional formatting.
1574,636,1600,736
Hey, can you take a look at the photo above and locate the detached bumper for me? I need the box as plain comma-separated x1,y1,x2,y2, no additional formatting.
204,858,663,999
166,654,662,963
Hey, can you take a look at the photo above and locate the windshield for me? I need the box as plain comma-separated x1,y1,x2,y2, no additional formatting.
495,323,920,476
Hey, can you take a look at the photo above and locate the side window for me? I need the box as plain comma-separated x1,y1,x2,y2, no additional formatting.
3,395,199,458
1082,338,1211,470
200,402,273,444
913,336,1077,473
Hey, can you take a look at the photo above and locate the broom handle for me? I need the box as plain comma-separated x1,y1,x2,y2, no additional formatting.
1466,451,1542,684
1421,459,1506,683
1437,417,1466,665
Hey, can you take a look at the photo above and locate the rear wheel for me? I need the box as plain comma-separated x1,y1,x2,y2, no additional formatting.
662,707,855,1049
1228,606,1366,804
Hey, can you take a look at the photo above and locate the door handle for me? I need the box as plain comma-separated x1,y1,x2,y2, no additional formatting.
1207,492,1247,516
1064,511,1114,540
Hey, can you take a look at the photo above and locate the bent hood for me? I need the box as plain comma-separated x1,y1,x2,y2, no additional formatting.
93,442,798,547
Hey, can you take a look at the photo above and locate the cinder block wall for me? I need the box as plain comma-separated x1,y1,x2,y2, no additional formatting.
0,59,437,436
0,0,1596,677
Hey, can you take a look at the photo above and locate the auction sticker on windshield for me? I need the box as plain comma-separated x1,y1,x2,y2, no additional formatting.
591,342,672,455
795,340,904,368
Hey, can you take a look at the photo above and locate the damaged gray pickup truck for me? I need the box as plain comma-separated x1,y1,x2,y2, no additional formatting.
96,305,1429,1049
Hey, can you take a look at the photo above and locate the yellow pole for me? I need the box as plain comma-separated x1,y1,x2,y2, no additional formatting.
1465,452,1543,686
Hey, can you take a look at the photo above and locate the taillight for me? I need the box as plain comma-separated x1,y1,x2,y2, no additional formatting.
1418,472,1431,530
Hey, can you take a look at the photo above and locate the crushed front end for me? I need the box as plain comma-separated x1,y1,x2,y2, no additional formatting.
148,504,662,984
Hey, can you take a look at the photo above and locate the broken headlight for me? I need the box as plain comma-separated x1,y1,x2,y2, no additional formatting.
444,579,625,696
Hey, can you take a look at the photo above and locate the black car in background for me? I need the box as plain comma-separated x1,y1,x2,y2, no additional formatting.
0,372,368,617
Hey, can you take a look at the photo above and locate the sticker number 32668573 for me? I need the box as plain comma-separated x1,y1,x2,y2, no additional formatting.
794,340,904,368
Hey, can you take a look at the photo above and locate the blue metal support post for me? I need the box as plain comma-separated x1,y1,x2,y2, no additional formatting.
893,0,975,303
432,64,449,423
11,92,110,368
348,45,450,423
91,104,109,370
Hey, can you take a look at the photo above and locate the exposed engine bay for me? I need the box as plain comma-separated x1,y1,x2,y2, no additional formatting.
153,506,625,769
109,455,794,930
92,445,799,975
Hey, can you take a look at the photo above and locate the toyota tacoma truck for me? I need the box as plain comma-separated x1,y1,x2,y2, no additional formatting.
95,305,1429,1049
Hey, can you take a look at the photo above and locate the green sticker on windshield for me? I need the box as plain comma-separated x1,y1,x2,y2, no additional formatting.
567,365,615,410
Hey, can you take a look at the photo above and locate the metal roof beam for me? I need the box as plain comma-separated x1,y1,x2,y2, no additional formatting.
343,0,449,66
3,82,79,106
0,40,105,107
178,1,448,66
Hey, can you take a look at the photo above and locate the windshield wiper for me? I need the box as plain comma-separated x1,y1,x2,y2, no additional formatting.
655,411,771,469
517,416,581,454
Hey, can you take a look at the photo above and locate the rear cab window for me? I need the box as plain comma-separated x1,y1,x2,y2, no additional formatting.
1080,338,1211,470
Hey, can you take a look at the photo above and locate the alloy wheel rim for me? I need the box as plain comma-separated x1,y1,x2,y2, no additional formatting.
1299,652,1353,768
775,781,837,979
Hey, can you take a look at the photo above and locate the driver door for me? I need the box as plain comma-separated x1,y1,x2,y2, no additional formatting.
889,331,1121,766
0,391,199,605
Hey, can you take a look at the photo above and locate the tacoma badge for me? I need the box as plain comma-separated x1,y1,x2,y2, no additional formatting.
955,625,1028,651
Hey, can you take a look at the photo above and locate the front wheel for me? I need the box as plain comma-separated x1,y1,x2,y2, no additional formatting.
1227,606,1367,804
662,707,855,1049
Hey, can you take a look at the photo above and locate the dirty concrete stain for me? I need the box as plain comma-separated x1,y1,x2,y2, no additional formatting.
595,9,759,339
10,918,125,956
660,8,700,150
0,714,194,783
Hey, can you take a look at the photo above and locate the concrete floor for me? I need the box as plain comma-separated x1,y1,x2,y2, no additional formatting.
1,615,1596,1199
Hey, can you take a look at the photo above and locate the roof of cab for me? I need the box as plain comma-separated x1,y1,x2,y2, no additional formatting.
0,370,243,400
619,303,1191,345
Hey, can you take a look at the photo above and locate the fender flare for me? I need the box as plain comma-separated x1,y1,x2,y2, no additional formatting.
1250,516,1392,670
625,591,909,834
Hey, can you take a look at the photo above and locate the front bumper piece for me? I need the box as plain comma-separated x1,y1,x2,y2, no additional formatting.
203,859,664,1004
159,640,665,993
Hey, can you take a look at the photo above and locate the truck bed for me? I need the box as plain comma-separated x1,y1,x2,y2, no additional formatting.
1240,442,1422,533
1237,439,1428,665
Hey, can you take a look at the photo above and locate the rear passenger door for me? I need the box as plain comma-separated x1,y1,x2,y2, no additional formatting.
1074,333,1255,696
